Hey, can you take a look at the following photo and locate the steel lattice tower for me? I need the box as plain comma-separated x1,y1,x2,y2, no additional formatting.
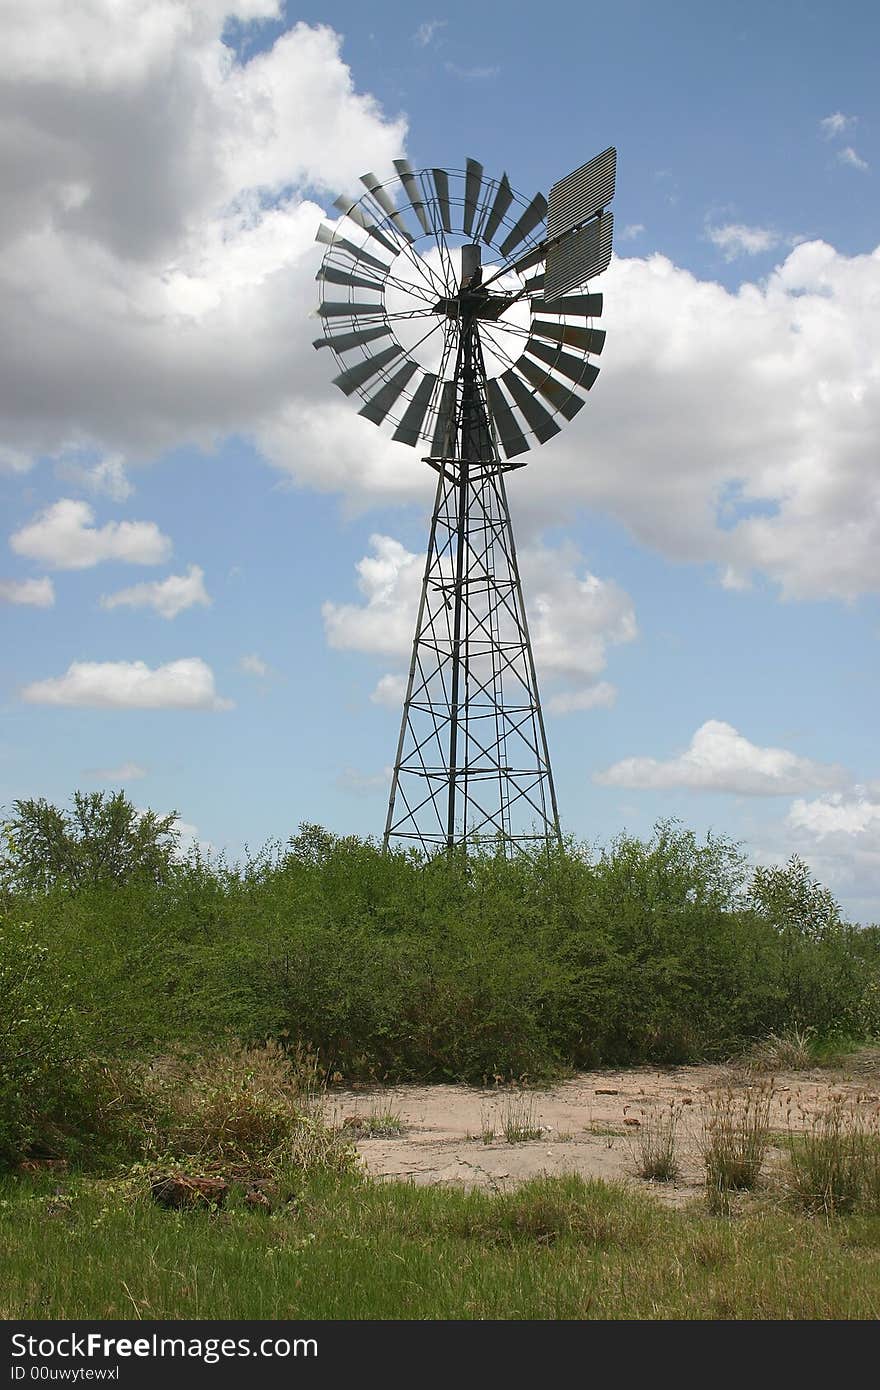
313,151,616,857
385,287,560,852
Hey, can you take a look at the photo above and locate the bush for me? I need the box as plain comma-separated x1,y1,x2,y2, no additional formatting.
0,918,143,1166
3,814,879,1108
2,791,178,895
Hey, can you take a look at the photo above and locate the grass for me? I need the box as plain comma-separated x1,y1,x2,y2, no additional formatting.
478,1092,544,1145
628,1103,683,1182
745,1027,815,1072
341,1108,405,1138
744,1028,863,1073
3,1169,880,1319
501,1093,543,1144
702,1084,773,1212
785,1100,880,1215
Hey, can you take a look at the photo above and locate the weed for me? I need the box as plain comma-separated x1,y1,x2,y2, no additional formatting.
745,1027,815,1072
478,1105,496,1144
143,1040,357,1180
785,1099,880,1215
342,1108,404,1138
702,1084,773,1212
500,1093,543,1144
628,1103,683,1182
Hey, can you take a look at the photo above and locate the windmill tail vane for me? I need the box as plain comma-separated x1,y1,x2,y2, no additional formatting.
312,149,617,857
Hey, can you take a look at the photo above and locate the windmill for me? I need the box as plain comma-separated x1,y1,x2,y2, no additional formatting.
313,150,616,856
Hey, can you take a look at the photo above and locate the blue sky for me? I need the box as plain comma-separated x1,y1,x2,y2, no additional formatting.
1,1,879,919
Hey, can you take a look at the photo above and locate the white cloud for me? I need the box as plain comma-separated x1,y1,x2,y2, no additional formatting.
0,6,406,474
0,576,54,607
517,242,880,602
2,7,880,607
820,112,856,138
620,223,645,241
371,672,407,707
788,789,880,838
707,223,780,259
783,789,880,919
336,765,392,794
838,146,868,171
11,499,170,569
21,657,232,709
172,815,214,859
100,564,210,618
414,19,446,47
57,452,133,501
275,239,880,603
323,534,636,715
239,653,270,676
0,446,32,475
85,760,148,782
524,542,637,712
547,682,616,715
322,535,422,658
595,719,847,796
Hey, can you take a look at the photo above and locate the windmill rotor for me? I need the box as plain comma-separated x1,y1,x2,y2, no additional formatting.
313,151,615,462
311,149,617,856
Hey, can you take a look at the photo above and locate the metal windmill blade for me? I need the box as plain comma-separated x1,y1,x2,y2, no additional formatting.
310,150,617,859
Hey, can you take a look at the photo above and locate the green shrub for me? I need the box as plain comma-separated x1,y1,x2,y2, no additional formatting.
3,812,879,1104
0,918,144,1166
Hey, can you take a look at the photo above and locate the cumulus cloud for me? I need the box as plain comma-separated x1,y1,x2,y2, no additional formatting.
322,535,423,658
0,4,406,473
323,534,636,714
371,672,407,707
56,453,133,501
11,500,170,569
238,653,270,676
84,760,148,782
0,576,54,606
100,564,210,618
820,112,856,138
788,789,880,838
2,6,880,606
523,543,637,713
547,682,617,715
838,146,868,171
595,720,847,796
21,657,232,709
783,789,880,919
278,241,880,602
707,223,781,259
172,815,214,858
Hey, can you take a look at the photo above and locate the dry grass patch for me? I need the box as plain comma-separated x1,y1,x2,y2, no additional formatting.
143,1040,356,1181
628,1101,684,1183
785,1098,880,1215
702,1083,774,1213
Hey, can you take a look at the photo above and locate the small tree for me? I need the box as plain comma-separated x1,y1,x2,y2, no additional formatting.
750,854,844,941
1,790,179,894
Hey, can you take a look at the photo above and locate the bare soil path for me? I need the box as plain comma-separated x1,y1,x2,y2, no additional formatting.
329,1057,880,1206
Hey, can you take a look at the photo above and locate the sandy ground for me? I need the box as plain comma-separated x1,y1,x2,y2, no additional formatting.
329,1056,880,1206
